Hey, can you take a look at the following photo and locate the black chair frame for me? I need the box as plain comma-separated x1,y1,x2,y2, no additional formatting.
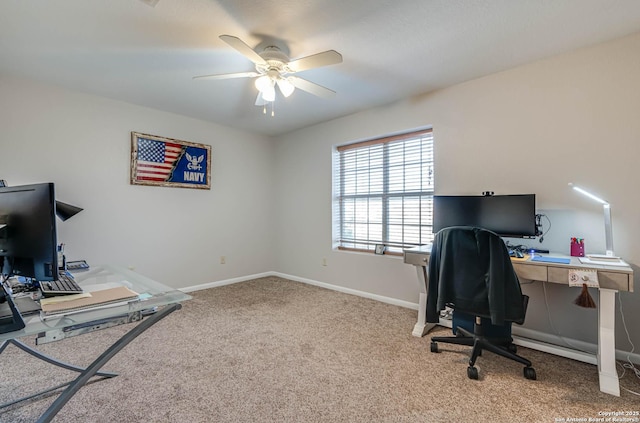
430,312,537,380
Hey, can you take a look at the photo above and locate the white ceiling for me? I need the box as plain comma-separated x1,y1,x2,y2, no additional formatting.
2,1,640,137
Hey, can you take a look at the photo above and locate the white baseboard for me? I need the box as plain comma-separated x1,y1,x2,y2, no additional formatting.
181,271,640,365
269,271,419,310
182,271,418,309
436,318,600,365
179,272,273,293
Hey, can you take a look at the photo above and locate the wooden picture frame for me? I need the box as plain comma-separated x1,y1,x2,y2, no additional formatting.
130,132,211,190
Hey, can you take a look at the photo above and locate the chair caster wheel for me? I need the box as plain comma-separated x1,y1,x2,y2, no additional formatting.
524,366,537,380
467,366,479,380
430,342,439,353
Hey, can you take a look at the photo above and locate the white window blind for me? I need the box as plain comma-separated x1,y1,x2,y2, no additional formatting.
334,129,434,254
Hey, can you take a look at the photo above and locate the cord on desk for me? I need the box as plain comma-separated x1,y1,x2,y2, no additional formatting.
6,277,39,293
543,280,640,396
504,241,528,254
541,281,593,354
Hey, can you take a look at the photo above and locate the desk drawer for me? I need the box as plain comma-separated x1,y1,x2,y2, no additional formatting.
404,252,429,267
513,263,547,281
547,267,631,291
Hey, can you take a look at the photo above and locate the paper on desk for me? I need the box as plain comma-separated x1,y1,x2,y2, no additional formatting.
40,300,134,320
40,286,139,315
587,254,621,261
39,280,134,306
578,257,629,267
40,293,92,305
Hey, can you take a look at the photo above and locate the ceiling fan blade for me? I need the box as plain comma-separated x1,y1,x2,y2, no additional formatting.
193,71,259,80
288,76,336,99
219,35,267,65
287,50,342,73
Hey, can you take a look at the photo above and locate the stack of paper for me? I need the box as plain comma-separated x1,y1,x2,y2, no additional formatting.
579,255,628,267
587,254,620,261
40,286,139,315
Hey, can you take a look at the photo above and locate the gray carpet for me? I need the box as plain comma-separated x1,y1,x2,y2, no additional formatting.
1,276,638,422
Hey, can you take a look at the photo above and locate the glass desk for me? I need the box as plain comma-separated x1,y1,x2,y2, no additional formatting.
0,264,192,423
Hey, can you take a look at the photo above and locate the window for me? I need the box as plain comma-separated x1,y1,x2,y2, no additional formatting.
334,129,434,254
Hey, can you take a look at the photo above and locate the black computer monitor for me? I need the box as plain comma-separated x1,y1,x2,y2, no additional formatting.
0,182,59,281
432,194,537,237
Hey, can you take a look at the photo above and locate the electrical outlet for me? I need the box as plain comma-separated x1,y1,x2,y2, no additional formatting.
220,256,226,265
322,258,327,266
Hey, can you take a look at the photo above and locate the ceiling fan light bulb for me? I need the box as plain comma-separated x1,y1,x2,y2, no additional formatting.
277,78,295,97
255,75,272,92
262,85,276,102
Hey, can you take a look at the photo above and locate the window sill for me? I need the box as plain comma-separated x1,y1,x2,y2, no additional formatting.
336,246,403,257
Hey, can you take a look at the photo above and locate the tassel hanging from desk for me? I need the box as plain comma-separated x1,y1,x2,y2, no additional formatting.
569,269,598,309
574,283,596,308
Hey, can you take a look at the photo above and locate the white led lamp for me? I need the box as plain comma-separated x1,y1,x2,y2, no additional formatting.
569,183,614,257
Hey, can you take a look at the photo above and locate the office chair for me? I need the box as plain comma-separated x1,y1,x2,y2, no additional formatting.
426,226,536,381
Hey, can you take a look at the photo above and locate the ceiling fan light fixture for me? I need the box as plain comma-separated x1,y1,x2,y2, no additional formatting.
254,75,272,93
255,75,276,102
262,84,276,102
196,35,343,110
277,78,295,97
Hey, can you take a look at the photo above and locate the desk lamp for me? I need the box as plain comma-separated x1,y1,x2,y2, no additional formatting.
0,180,83,222
55,201,83,221
569,183,614,257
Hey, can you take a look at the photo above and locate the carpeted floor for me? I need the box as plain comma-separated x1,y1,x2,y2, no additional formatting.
1,276,638,422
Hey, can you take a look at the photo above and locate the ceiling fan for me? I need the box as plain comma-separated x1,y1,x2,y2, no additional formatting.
194,35,343,112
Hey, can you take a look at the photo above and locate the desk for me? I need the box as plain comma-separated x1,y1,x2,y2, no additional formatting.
0,265,191,422
403,245,634,396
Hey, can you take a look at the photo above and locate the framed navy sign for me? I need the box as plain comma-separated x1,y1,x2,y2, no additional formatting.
130,132,211,190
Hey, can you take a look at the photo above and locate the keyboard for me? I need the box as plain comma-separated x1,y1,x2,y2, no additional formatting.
39,272,83,297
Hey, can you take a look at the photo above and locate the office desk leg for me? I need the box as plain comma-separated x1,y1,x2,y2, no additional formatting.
412,266,436,337
36,303,182,423
0,339,118,411
598,288,620,396
0,339,118,378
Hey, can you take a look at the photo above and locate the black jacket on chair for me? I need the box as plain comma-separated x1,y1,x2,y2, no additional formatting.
426,226,526,326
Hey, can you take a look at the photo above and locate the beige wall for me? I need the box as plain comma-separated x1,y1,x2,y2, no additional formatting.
1,30,638,351
274,32,640,349
0,75,276,288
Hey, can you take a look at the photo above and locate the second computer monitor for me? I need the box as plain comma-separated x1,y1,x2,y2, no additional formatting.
432,194,537,238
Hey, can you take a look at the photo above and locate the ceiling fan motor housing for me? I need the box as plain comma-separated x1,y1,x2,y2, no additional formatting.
257,46,290,74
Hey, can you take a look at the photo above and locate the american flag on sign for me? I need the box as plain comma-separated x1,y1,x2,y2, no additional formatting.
134,138,183,182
